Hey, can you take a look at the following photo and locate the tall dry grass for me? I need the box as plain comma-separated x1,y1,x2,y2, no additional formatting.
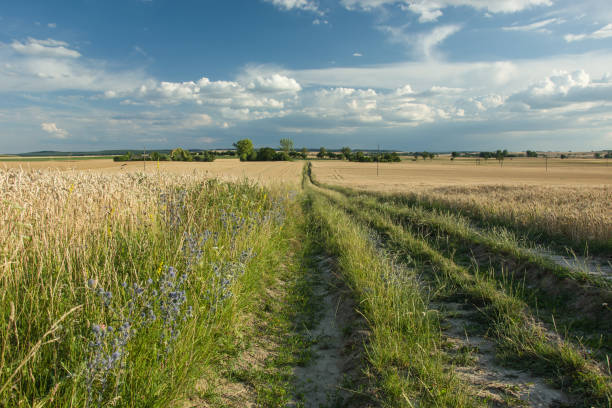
0,168,295,407
395,185,612,254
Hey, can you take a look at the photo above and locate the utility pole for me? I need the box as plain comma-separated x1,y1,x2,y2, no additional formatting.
377,144,380,177
545,154,548,173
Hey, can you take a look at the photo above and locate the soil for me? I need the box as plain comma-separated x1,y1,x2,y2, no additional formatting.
289,256,375,408
436,301,572,407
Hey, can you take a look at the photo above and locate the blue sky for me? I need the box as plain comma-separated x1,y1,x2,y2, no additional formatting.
1,0,611,153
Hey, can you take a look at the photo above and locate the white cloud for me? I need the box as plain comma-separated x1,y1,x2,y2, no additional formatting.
48,23,57,28
41,122,69,139
11,38,81,58
528,70,590,96
565,23,612,42
341,0,552,22
353,52,363,57
403,3,443,23
502,18,561,33
263,0,321,13
102,73,302,123
247,74,302,93
379,24,461,58
419,25,461,58
184,113,213,128
508,70,612,109
0,37,150,93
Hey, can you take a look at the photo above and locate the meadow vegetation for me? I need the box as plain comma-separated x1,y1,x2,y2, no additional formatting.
1,159,611,407
0,168,298,407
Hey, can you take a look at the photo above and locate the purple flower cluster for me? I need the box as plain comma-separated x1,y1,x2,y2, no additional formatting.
159,189,187,229
84,267,192,406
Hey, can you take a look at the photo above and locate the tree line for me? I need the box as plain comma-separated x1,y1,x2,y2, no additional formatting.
233,138,308,161
316,146,401,162
113,148,216,162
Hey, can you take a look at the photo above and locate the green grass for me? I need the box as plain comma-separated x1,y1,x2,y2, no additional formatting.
304,184,480,407
194,198,324,408
315,185,612,406
0,176,300,407
321,185,612,356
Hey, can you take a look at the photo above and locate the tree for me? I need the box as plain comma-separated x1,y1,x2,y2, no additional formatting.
233,139,254,161
341,146,352,160
256,147,277,161
300,147,308,159
279,138,294,154
317,147,327,159
170,148,192,161
594,152,602,159
451,151,459,158
526,150,538,158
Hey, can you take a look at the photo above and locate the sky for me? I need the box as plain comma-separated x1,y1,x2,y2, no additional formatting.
1,0,611,153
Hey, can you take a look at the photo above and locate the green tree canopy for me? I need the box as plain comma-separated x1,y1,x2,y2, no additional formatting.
279,138,294,153
233,139,254,161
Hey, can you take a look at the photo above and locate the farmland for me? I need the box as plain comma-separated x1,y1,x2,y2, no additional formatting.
1,158,611,407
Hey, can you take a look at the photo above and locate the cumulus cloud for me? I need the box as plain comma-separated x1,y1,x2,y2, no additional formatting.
11,38,81,58
247,74,302,93
263,0,321,13
299,84,453,126
508,70,612,109
564,23,612,42
101,73,302,124
353,52,363,57
41,122,69,139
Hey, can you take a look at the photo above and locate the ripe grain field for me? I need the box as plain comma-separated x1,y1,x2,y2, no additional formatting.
1,159,611,408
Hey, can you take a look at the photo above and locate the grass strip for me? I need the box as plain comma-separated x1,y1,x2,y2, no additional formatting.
305,187,480,407
317,186,612,407
188,199,319,407
348,191,612,354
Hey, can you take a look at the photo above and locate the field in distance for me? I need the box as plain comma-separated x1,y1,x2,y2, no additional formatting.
312,156,612,189
0,157,304,185
311,157,612,260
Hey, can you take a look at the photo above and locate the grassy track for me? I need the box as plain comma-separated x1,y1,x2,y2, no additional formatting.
318,187,612,349
304,187,480,407
311,183,612,406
